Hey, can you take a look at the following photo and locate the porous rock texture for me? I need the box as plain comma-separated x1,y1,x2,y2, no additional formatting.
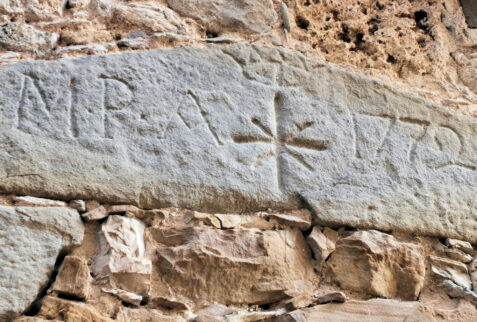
0,205,84,320
0,0,476,115
0,1,477,321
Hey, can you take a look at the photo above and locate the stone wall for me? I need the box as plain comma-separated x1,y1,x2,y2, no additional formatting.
0,1,476,321
1,195,477,321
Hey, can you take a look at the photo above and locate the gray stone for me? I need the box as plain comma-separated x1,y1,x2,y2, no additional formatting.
13,195,67,207
0,23,58,55
441,280,477,305
0,206,84,320
274,299,430,322
429,255,472,290
0,44,476,241
69,199,86,212
461,0,477,28
166,0,277,33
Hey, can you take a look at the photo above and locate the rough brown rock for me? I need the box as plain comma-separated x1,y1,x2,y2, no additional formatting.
50,256,91,300
0,22,58,55
166,0,277,33
328,230,425,300
307,226,339,266
146,226,318,308
37,296,113,322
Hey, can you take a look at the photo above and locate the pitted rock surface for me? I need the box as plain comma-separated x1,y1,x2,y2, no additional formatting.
0,44,476,241
0,205,84,320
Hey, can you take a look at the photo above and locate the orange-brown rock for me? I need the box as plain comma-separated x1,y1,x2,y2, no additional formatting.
37,296,113,322
146,226,318,309
307,226,339,266
328,230,425,300
50,256,91,300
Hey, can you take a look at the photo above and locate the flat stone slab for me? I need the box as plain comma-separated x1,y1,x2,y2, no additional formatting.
0,45,476,241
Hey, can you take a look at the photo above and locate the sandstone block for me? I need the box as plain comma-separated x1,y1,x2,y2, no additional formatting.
443,248,473,263
307,226,339,265
0,206,84,320
51,255,91,300
0,45,477,241
112,2,187,34
0,23,58,55
166,0,277,33
314,291,347,304
146,226,317,308
328,230,425,300
37,296,113,322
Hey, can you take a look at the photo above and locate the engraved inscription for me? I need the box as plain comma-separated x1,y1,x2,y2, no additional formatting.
187,90,224,146
160,90,233,146
353,112,475,170
233,92,329,191
16,74,135,140
17,74,50,133
100,76,133,139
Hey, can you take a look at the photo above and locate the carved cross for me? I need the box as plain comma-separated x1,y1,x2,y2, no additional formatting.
233,93,328,191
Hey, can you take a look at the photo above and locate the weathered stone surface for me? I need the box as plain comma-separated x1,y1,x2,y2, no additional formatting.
443,248,473,263
50,255,91,300
328,230,425,300
0,45,477,240
0,206,84,320
146,226,317,308
445,238,474,253
112,2,187,34
471,259,477,291
272,299,430,322
441,280,477,306
307,226,339,266
82,204,145,221
37,296,113,322
429,255,472,289
116,307,184,322
93,215,151,299
166,0,277,33
68,199,86,212
0,23,58,55
13,195,67,207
